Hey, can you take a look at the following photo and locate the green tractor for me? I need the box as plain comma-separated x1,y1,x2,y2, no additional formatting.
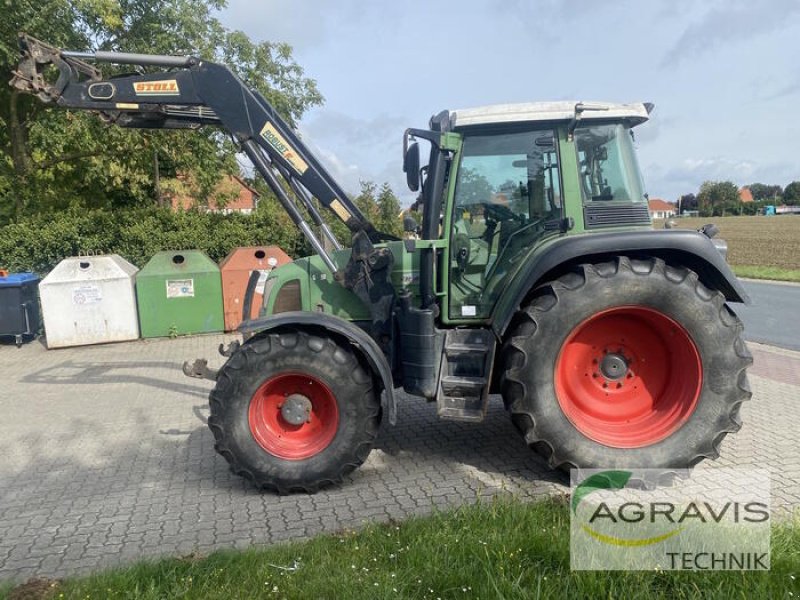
14,36,752,493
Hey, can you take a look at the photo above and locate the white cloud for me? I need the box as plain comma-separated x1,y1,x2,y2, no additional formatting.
661,0,800,67
220,0,362,51
298,110,412,202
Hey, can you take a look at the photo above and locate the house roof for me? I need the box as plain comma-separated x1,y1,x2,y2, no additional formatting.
648,199,676,212
739,187,754,203
169,173,259,212
231,174,259,197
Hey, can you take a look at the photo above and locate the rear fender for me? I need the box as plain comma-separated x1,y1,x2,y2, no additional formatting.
239,311,397,425
492,229,750,338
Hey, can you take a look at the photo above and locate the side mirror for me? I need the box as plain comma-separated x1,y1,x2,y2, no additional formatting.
403,142,420,192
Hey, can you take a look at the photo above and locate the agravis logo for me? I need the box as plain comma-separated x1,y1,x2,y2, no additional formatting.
570,468,771,571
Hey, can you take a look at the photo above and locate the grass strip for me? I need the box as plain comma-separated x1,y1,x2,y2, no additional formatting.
3,496,798,600
732,265,800,283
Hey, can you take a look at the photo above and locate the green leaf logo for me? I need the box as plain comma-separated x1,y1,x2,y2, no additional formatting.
572,470,682,547
572,470,632,514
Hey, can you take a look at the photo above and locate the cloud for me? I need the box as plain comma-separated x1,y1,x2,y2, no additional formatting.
301,111,407,148
297,111,411,201
660,0,800,67
294,133,362,196
633,114,675,145
221,0,362,50
766,79,800,101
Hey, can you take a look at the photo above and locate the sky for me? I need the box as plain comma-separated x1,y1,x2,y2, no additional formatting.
219,0,800,204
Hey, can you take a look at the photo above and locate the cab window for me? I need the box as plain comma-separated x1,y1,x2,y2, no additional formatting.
448,128,562,320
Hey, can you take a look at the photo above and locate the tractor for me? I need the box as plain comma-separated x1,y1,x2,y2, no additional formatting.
12,35,752,493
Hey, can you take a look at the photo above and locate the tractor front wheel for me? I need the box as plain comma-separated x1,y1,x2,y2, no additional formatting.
501,256,752,470
208,328,381,493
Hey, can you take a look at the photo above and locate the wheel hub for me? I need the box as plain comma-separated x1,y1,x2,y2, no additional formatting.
281,393,312,425
599,352,629,381
554,306,702,448
248,373,339,460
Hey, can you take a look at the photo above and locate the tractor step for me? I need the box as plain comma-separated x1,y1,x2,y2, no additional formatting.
437,329,496,422
441,375,486,395
445,342,489,355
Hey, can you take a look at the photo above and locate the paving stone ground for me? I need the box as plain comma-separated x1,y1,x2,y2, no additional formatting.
0,335,797,582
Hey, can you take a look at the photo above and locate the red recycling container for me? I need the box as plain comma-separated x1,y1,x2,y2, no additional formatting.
219,246,291,331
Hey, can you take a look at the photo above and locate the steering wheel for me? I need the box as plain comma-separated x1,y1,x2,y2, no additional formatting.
480,201,519,223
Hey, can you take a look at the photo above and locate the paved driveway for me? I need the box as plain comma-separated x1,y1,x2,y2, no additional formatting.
0,335,798,582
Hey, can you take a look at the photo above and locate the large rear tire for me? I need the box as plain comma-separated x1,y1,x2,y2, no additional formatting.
208,328,381,493
500,256,752,470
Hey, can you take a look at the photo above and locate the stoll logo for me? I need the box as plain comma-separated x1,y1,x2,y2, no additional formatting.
133,80,180,96
570,468,771,571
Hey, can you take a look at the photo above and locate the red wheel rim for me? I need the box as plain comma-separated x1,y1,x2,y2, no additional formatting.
248,372,339,460
554,306,702,448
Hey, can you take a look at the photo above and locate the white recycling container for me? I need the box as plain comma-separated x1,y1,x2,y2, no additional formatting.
40,254,140,348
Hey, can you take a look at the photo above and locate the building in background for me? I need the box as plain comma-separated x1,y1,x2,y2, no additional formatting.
170,175,260,214
647,198,677,219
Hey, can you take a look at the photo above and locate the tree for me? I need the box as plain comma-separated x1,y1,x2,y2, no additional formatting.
376,183,403,238
783,181,800,205
697,181,740,217
678,193,697,213
353,180,380,225
456,168,494,206
0,0,322,223
747,183,782,202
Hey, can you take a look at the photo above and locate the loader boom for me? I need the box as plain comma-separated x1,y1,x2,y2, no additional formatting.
11,34,386,274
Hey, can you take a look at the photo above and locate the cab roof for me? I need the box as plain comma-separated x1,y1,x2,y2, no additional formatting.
449,101,652,128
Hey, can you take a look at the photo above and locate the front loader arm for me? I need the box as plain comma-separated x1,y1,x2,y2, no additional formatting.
11,34,378,247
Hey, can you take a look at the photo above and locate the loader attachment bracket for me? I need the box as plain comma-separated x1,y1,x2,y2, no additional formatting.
11,34,100,102
182,358,218,381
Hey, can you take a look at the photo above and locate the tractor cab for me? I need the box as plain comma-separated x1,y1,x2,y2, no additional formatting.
405,101,653,323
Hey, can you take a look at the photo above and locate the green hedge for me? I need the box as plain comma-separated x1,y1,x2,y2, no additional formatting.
0,203,306,275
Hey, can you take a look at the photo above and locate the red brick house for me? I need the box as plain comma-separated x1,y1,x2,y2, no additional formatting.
647,198,677,219
170,174,260,214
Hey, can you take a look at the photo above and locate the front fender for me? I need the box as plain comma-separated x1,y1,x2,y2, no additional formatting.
492,229,750,338
239,311,397,425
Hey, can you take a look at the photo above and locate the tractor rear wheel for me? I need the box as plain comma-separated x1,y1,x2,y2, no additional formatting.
500,256,752,470
208,328,381,493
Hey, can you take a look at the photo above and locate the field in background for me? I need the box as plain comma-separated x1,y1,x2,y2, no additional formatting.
654,216,800,280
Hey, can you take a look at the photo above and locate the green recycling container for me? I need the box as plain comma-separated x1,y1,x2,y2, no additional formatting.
136,250,224,338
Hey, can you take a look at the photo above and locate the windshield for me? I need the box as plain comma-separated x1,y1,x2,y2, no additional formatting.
574,123,646,203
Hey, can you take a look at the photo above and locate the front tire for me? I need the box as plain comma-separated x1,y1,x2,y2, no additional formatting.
500,256,752,470
208,328,381,493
